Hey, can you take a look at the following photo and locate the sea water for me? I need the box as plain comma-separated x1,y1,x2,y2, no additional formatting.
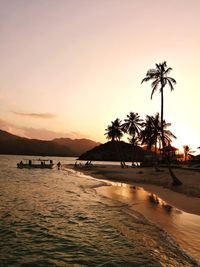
0,155,199,266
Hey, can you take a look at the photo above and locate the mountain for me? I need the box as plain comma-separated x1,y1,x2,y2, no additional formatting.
52,138,101,156
78,141,154,161
0,129,100,156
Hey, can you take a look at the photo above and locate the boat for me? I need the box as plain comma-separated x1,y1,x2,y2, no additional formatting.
17,159,54,169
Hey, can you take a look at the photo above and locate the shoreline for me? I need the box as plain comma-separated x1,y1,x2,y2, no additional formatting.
66,164,200,216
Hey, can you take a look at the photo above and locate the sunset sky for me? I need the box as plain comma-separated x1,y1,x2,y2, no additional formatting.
0,0,200,151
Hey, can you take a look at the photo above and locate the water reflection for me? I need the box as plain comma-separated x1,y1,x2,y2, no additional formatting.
97,182,200,261
0,156,199,266
148,193,173,212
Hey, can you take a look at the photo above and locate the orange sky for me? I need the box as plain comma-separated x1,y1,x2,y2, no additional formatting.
0,0,200,152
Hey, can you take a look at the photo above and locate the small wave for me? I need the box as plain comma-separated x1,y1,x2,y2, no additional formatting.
1,156,200,266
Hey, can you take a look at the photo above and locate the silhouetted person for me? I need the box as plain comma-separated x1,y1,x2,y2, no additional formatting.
57,161,61,170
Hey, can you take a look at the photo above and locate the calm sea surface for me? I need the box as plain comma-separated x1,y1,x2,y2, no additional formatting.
0,155,199,267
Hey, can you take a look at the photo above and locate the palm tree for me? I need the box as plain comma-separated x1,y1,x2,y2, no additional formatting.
183,145,194,161
122,112,143,143
122,112,143,164
140,114,160,154
105,118,124,167
141,113,177,171
141,62,182,186
162,123,177,146
141,61,176,150
105,118,123,141
140,113,176,153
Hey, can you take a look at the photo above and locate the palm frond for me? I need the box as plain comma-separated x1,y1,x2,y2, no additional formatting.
151,79,160,90
162,61,167,68
167,79,175,91
168,77,176,84
164,130,177,139
146,69,159,77
163,122,171,128
164,67,172,75
141,77,151,83
151,84,158,99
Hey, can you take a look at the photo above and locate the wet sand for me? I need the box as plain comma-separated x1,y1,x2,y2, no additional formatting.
67,164,200,215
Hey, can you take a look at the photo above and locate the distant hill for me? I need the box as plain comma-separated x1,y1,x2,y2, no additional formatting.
52,138,101,156
0,129,100,157
78,141,154,161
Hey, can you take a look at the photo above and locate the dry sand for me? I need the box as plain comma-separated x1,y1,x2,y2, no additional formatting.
67,164,200,215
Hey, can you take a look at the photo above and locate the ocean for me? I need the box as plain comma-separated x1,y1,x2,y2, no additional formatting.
0,155,199,266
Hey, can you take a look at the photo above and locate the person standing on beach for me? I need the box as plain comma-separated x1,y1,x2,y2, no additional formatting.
57,162,61,170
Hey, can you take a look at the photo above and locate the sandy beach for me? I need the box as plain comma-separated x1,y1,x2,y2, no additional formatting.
67,164,200,215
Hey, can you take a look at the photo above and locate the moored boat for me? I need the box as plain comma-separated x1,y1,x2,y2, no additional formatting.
17,159,54,169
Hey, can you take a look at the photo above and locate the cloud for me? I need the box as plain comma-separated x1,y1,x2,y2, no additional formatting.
21,127,89,140
0,118,26,137
0,118,11,131
12,112,57,119
0,118,89,140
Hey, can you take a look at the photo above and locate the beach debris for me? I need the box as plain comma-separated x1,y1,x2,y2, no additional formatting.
162,204,173,212
148,193,159,204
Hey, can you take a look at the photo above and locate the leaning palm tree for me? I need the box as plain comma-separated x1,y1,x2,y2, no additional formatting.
141,62,182,186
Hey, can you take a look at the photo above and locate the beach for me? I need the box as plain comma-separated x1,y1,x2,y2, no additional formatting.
68,164,200,216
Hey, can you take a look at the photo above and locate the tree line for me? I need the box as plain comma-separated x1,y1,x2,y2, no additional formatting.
105,112,176,156
105,61,182,186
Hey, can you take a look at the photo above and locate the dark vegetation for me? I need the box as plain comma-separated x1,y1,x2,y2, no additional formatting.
79,141,154,162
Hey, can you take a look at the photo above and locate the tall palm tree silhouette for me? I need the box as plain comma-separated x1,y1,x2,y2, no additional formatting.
142,63,182,185
141,61,176,150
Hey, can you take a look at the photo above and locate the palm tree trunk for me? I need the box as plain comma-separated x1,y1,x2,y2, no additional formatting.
114,140,124,168
160,87,165,152
154,141,159,171
160,86,182,186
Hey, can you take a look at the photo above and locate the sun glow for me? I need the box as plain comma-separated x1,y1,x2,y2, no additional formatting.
172,125,199,154
0,1,200,146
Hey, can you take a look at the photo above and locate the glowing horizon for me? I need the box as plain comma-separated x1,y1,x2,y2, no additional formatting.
0,0,200,152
